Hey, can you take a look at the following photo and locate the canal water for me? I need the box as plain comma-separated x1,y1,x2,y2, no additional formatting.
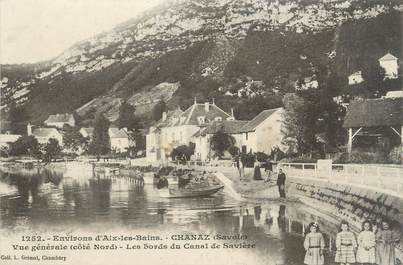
0,163,340,265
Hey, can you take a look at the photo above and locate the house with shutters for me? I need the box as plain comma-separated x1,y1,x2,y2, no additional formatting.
146,100,232,162
44,113,75,128
192,120,248,160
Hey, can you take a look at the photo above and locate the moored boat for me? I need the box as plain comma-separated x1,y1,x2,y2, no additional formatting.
167,185,224,198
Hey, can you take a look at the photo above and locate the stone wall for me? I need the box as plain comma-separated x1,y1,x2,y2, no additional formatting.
287,176,403,261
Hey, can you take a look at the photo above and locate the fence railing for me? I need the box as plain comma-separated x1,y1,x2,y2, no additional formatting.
278,162,403,194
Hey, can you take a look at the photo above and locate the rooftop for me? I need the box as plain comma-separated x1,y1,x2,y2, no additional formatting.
45,113,74,123
240,108,282,133
109,127,128,138
192,120,249,137
32,127,61,138
156,102,231,128
343,97,403,128
379,52,398,61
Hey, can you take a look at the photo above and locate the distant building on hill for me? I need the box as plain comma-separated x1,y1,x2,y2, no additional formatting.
379,52,399,79
44,113,75,128
348,71,364,85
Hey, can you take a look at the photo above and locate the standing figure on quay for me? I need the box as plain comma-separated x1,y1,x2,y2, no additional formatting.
335,221,357,265
304,222,325,265
357,220,376,265
376,220,400,265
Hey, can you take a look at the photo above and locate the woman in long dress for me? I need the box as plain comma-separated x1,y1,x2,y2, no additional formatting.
253,160,262,180
304,222,325,265
357,220,376,265
335,221,357,265
376,220,400,265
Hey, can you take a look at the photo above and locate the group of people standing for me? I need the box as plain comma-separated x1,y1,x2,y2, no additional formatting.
304,220,400,265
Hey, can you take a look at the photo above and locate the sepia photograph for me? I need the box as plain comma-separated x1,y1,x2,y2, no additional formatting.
0,0,402,264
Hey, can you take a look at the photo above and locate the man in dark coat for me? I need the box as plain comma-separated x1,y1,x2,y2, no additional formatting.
277,168,286,198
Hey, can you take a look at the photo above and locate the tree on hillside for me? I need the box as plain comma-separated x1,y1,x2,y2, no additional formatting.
116,101,140,131
8,102,30,134
43,138,62,162
282,68,346,156
210,129,236,159
361,63,386,98
152,100,167,121
89,113,110,156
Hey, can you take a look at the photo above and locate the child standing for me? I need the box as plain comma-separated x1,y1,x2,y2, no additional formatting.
357,220,376,265
335,221,357,265
376,220,400,265
304,222,325,265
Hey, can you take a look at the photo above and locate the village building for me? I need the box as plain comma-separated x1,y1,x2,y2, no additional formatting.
348,71,364,85
343,97,403,159
44,113,75,128
378,52,399,79
296,76,319,90
238,108,285,154
0,133,21,148
192,120,248,160
146,101,231,162
109,127,130,153
28,124,64,146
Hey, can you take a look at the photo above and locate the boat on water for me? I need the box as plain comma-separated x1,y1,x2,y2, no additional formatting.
166,184,224,198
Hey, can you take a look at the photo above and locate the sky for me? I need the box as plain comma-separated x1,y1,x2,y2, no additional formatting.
0,0,166,64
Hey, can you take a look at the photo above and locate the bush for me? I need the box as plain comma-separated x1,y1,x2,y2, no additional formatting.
171,145,194,161
335,151,390,164
255,151,269,162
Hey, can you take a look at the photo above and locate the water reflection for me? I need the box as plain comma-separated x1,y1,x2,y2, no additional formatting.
0,165,341,264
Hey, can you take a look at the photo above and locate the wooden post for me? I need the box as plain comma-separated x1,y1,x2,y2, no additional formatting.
347,128,353,153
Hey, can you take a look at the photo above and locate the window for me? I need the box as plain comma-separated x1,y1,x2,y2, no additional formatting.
246,133,248,140
197,116,205,124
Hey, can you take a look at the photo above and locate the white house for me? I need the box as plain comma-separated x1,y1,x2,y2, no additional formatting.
192,120,248,161
146,101,231,162
238,108,285,154
44,113,75,128
0,134,21,148
29,125,63,146
348,71,364,85
379,53,398,79
109,127,129,153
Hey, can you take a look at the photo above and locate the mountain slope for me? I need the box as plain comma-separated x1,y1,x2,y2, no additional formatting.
1,0,402,124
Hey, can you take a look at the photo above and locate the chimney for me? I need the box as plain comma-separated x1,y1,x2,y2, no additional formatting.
204,102,210,112
27,123,32,136
162,112,167,121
